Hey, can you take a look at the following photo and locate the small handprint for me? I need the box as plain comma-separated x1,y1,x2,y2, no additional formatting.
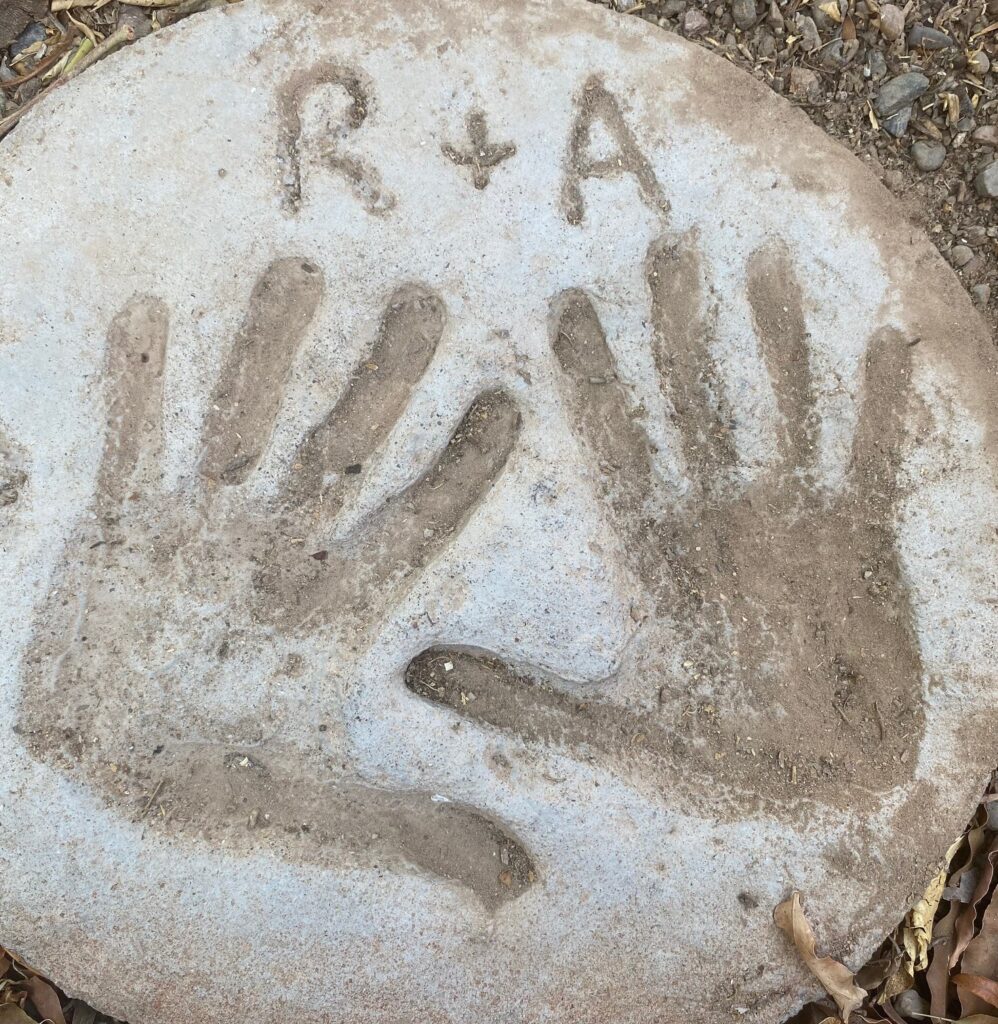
18,257,532,907
405,234,925,809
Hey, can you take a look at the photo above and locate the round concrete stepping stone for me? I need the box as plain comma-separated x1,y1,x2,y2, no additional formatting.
1,1,996,1021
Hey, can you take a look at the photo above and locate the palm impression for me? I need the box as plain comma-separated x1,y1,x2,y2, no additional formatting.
20,258,533,907
21,228,921,903
409,236,922,807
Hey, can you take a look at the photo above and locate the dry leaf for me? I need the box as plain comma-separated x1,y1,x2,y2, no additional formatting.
774,892,867,1022
905,865,947,972
960,906,998,1017
956,974,998,1012
0,1005,37,1024
819,1,843,21
23,977,65,1024
952,838,998,966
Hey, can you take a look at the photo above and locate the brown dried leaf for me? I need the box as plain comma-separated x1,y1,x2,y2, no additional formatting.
0,1004,38,1024
952,835,998,967
927,900,960,1020
956,974,998,1012
774,892,867,1022
959,904,998,1017
23,978,65,1024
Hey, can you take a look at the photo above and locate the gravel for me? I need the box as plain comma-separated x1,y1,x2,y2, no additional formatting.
682,8,709,36
878,4,906,40
907,24,954,48
732,0,758,29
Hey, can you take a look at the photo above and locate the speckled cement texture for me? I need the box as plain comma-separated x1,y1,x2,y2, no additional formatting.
0,1,996,1022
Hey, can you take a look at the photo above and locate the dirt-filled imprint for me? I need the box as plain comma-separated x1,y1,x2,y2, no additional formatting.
277,62,395,214
17,258,530,906
407,233,926,811
561,74,670,225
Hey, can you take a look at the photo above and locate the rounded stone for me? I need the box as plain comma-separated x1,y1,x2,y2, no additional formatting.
878,3,906,40
0,2,996,1024
912,139,946,171
976,160,998,198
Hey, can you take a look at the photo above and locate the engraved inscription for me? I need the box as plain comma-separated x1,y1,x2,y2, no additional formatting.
277,63,396,215
441,109,517,190
561,74,670,225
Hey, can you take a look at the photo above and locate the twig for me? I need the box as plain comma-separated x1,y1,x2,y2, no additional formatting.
139,779,164,819
60,24,133,79
62,37,95,77
53,0,185,8
0,25,134,140
0,35,77,93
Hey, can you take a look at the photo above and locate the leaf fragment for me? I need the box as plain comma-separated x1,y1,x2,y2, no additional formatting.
23,977,65,1024
774,892,867,1022
0,1005,37,1024
956,973,998,1012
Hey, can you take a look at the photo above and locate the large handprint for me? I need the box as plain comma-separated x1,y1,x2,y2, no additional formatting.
406,233,925,809
18,257,534,907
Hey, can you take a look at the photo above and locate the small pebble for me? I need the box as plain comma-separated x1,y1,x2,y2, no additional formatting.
117,5,154,39
972,283,992,306
972,126,998,147
661,0,686,16
796,14,822,51
882,107,912,138
732,0,758,30
789,67,822,99
766,0,784,29
821,38,857,69
878,4,905,41
866,50,888,80
911,140,945,171
874,72,929,118
682,8,710,35
883,168,905,191
975,160,998,199
949,245,973,268
963,225,987,245
894,991,930,1020
8,22,46,60
907,24,954,50
969,50,991,76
